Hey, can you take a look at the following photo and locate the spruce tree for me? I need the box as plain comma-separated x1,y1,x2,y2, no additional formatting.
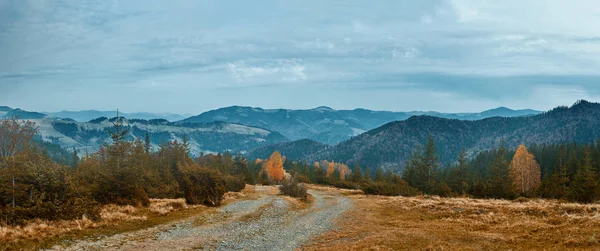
487,141,513,199
374,168,384,182
144,132,151,153
569,147,599,203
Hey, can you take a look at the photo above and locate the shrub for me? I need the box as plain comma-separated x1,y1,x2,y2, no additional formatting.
0,197,101,225
279,176,308,199
362,181,420,197
223,175,246,192
180,167,226,206
332,180,361,190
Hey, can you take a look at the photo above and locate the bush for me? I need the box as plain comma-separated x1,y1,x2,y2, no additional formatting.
332,180,361,190
362,181,420,196
180,167,226,206
0,197,101,225
279,176,308,199
223,175,246,192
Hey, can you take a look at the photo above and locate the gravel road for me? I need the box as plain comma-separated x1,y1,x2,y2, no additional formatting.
54,186,351,251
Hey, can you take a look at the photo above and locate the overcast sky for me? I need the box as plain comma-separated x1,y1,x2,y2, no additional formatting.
1,0,600,114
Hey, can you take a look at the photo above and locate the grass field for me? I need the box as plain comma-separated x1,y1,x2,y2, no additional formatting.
303,192,600,250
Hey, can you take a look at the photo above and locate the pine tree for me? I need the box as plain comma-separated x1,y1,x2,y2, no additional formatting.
403,145,424,191
487,141,513,199
374,168,384,182
422,135,440,194
569,147,599,203
71,147,80,169
144,132,151,153
350,165,363,183
448,149,470,195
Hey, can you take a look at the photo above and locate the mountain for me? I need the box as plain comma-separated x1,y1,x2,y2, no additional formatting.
180,106,541,144
4,108,47,119
246,139,330,161
0,106,12,117
47,110,191,122
302,100,600,173
28,117,287,154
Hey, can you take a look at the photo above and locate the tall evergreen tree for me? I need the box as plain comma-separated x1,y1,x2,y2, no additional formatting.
487,141,513,199
568,147,599,203
144,132,151,153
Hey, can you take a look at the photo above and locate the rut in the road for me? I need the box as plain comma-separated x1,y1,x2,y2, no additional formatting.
54,187,351,251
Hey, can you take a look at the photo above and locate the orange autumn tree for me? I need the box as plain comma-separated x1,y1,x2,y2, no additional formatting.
509,144,541,196
318,160,351,180
262,151,284,183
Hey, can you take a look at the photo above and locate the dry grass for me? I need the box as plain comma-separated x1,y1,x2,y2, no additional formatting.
0,204,149,245
223,185,259,202
306,184,364,196
0,187,258,250
0,216,97,244
303,193,600,251
148,198,196,216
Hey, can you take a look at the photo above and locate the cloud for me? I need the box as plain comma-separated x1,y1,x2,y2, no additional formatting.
1,0,600,113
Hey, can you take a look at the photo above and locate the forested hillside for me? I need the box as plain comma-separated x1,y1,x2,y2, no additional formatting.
180,105,540,144
246,139,330,161
31,117,288,154
305,100,600,173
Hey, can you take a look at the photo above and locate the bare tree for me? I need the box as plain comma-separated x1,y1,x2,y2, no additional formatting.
0,117,37,162
0,117,38,207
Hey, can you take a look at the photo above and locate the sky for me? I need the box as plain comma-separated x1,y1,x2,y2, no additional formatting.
1,0,600,114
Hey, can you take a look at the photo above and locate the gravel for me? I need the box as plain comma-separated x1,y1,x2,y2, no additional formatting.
52,186,352,251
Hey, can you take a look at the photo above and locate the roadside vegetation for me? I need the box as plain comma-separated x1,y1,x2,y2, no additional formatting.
0,116,250,246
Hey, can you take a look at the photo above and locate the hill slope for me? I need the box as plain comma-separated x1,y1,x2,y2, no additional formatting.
180,106,541,144
246,139,330,160
4,108,47,119
304,100,600,173
28,117,288,154
47,110,191,122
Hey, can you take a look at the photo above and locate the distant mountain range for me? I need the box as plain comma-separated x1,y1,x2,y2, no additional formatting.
1,103,557,166
0,106,190,122
180,106,541,144
26,117,287,154
46,110,192,122
300,100,600,174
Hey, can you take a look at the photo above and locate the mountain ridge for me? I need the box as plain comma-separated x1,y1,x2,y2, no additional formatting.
180,105,542,144
299,100,600,173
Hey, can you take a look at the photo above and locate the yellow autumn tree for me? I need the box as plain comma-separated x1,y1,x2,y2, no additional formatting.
264,151,284,182
337,163,350,180
326,161,335,177
509,144,541,196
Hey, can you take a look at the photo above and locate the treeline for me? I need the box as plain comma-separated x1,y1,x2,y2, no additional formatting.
0,117,251,225
454,140,600,203
275,135,600,204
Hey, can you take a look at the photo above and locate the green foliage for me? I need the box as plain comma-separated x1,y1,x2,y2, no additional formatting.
362,180,420,197
179,165,226,206
403,135,441,195
223,175,246,192
486,142,515,199
568,148,599,203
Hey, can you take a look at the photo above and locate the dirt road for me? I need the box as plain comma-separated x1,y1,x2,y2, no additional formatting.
55,186,351,251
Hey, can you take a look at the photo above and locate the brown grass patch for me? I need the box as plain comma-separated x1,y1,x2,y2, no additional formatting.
306,184,363,196
0,190,262,250
303,193,600,250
